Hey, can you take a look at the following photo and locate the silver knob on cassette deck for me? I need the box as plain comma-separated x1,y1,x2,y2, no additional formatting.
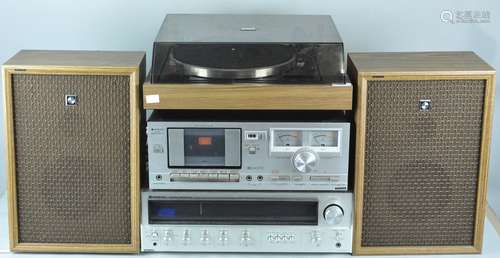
292,148,319,173
323,204,344,225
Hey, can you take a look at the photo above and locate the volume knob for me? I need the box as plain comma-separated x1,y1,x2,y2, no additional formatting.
292,148,319,173
323,204,344,225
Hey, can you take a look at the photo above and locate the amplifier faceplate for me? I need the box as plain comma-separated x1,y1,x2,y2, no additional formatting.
141,191,353,253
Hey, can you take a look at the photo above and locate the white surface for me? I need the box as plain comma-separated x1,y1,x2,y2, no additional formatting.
489,177,500,217
0,193,498,257
487,185,500,216
1,191,9,253
0,0,499,251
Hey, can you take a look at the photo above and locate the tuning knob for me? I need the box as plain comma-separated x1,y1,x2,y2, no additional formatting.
323,204,344,225
292,148,319,173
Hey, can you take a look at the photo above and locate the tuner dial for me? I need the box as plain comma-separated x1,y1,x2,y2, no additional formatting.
292,148,319,173
323,204,344,225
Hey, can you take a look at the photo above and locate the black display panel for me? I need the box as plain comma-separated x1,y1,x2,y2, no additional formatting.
149,200,318,225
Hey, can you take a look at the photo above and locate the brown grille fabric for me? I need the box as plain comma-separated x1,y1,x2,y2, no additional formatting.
12,74,131,244
362,79,485,247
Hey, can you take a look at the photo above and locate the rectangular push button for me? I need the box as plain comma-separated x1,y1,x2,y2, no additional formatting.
272,175,290,181
229,173,240,182
170,173,191,181
189,173,208,181
208,173,219,182
310,176,332,182
218,173,230,182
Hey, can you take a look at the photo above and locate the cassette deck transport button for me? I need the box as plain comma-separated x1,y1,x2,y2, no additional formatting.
200,173,210,181
190,173,207,181
219,173,230,182
169,173,180,181
208,173,218,181
179,173,191,181
229,173,240,182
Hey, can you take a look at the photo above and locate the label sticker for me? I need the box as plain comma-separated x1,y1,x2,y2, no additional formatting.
145,94,160,104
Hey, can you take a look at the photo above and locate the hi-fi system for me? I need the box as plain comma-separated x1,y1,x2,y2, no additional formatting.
2,14,496,255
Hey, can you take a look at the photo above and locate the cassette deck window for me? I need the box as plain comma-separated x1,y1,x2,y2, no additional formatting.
184,129,225,166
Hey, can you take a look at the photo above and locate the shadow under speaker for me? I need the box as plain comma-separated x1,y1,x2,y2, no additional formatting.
2,50,145,253
348,52,495,255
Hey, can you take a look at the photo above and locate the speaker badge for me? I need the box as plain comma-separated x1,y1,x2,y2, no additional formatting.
65,95,78,106
419,99,431,111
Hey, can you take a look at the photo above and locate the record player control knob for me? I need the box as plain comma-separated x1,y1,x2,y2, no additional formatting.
292,148,319,173
323,204,344,225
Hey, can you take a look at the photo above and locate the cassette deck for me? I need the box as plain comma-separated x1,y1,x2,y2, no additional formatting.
147,119,350,191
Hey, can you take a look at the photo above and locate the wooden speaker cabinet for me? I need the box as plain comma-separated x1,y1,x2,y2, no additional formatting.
348,52,495,255
2,50,145,253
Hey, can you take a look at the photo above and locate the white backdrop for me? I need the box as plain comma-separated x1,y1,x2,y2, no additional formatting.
0,0,499,214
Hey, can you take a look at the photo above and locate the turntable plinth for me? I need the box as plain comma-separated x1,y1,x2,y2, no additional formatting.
142,82,352,110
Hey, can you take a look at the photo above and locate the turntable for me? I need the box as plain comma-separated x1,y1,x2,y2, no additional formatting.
170,44,297,80
144,14,352,110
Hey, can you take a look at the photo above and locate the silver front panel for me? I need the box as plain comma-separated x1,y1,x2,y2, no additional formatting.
141,191,353,253
147,121,350,191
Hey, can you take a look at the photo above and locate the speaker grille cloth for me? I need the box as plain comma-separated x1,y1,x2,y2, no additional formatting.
362,79,485,247
12,74,131,244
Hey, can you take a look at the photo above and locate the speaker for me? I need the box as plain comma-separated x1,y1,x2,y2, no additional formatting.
348,52,495,255
2,50,145,253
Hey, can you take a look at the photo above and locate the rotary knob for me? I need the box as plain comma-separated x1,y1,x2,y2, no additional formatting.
323,204,344,225
292,148,319,173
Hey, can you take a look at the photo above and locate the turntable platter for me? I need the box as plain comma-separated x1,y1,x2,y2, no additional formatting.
171,45,296,79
